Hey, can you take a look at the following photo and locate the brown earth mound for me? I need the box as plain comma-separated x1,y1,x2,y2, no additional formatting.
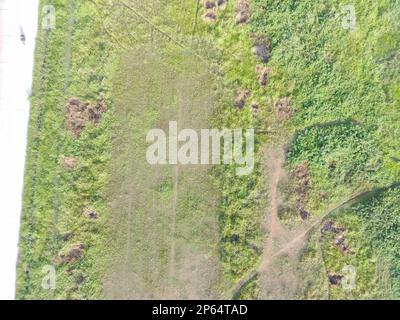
235,0,251,24
292,162,311,220
65,98,107,138
61,156,77,171
251,35,271,63
250,101,260,114
83,208,100,220
256,65,271,87
203,11,217,23
274,97,292,121
321,220,346,234
217,0,227,6
335,234,350,254
234,89,251,109
204,0,216,9
321,220,350,254
327,272,343,285
58,243,85,265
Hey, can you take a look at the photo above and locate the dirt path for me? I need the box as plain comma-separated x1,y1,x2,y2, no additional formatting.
261,148,286,263
231,156,374,299
258,147,303,299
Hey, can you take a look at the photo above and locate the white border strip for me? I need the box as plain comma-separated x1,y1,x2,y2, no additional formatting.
0,0,39,300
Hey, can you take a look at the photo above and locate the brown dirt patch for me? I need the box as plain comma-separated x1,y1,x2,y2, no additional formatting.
61,156,78,171
204,0,216,9
256,65,271,87
274,97,293,121
217,0,227,7
299,207,310,220
60,231,74,242
327,272,343,285
65,98,107,138
202,11,217,24
335,234,350,254
75,274,86,285
321,220,345,234
57,243,84,265
83,208,100,220
321,220,350,254
251,35,271,63
234,89,251,109
235,0,251,24
250,101,260,114
291,162,311,219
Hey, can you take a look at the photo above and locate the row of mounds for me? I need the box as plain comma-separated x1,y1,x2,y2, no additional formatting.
321,220,351,255
56,242,87,287
54,98,106,287
250,30,295,124
53,208,100,287
291,162,312,220
55,208,100,262
202,0,227,24
233,90,292,120
321,220,353,286
65,98,107,138
201,0,271,114
233,89,260,115
202,0,251,25
233,13,275,114
208,0,291,122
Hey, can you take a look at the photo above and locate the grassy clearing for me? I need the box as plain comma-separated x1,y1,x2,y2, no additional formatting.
102,43,227,299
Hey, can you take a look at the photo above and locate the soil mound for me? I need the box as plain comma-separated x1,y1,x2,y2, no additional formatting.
65,98,107,137
58,243,85,264
234,89,251,109
235,0,251,24
274,97,292,121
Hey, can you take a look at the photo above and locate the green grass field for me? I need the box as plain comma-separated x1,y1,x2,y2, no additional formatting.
17,0,400,299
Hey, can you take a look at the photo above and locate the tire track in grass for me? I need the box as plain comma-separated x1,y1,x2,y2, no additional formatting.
169,81,184,280
49,0,75,261
169,163,179,278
